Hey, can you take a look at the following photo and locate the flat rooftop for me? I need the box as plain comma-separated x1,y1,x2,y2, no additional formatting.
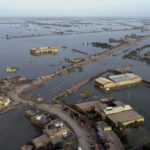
75,99,112,112
108,73,141,83
32,134,50,148
107,110,144,126
75,100,101,112
95,73,141,85
43,127,68,138
75,99,126,113
95,77,113,85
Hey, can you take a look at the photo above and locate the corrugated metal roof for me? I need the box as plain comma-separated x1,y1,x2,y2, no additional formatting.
126,73,138,79
109,74,127,79
109,76,130,82
95,73,141,84
108,73,138,83
95,77,113,84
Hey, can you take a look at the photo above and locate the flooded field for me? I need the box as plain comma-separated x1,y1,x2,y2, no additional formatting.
0,17,147,38
0,17,150,150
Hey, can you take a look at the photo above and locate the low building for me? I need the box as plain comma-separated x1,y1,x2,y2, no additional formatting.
0,95,11,106
107,110,144,126
32,134,50,149
95,73,142,91
25,110,37,118
43,127,68,139
95,77,116,91
30,47,58,56
30,114,48,128
6,66,17,73
75,98,144,126
75,100,101,112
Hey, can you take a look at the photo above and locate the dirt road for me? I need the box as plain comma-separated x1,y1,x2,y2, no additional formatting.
8,91,91,150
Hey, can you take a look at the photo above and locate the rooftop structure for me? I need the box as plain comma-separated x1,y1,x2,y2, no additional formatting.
108,73,141,83
0,95,11,106
75,97,116,113
95,73,142,91
43,127,68,139
75,100,102,112
6,66,18,73
32,134,50,149
75,98,144,126
30,114,49,128
30,47,58,56
107,110,144,126
103,105,133,115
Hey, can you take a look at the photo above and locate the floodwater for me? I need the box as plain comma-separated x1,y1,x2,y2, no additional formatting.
0,107,40,150
0,17,150,150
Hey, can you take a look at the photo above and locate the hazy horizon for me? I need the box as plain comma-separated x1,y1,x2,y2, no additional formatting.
0,0,149,18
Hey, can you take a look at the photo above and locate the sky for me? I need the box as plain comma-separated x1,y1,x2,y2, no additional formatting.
0,0,149,17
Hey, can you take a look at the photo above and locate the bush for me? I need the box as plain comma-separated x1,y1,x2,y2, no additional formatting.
113,127,132,150
86,111,101,122
91,42,112,49
126,121,144,128
55,141,64,149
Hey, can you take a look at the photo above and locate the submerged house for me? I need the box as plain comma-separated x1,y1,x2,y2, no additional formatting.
30,47,58,56
0,95,11,107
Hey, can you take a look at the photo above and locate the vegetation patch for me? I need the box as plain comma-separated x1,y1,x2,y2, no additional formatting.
91,42,112,49
113,126,133,150
86,110,101,122
123,45,150,64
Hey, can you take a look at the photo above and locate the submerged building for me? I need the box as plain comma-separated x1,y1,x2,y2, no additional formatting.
0,95,11,107
95,73,142,91
6,66,18,73
75,98,144,127
107,110,144,126
30,47,58,56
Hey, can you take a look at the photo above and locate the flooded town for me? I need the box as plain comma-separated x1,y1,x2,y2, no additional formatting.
0,1,150,150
